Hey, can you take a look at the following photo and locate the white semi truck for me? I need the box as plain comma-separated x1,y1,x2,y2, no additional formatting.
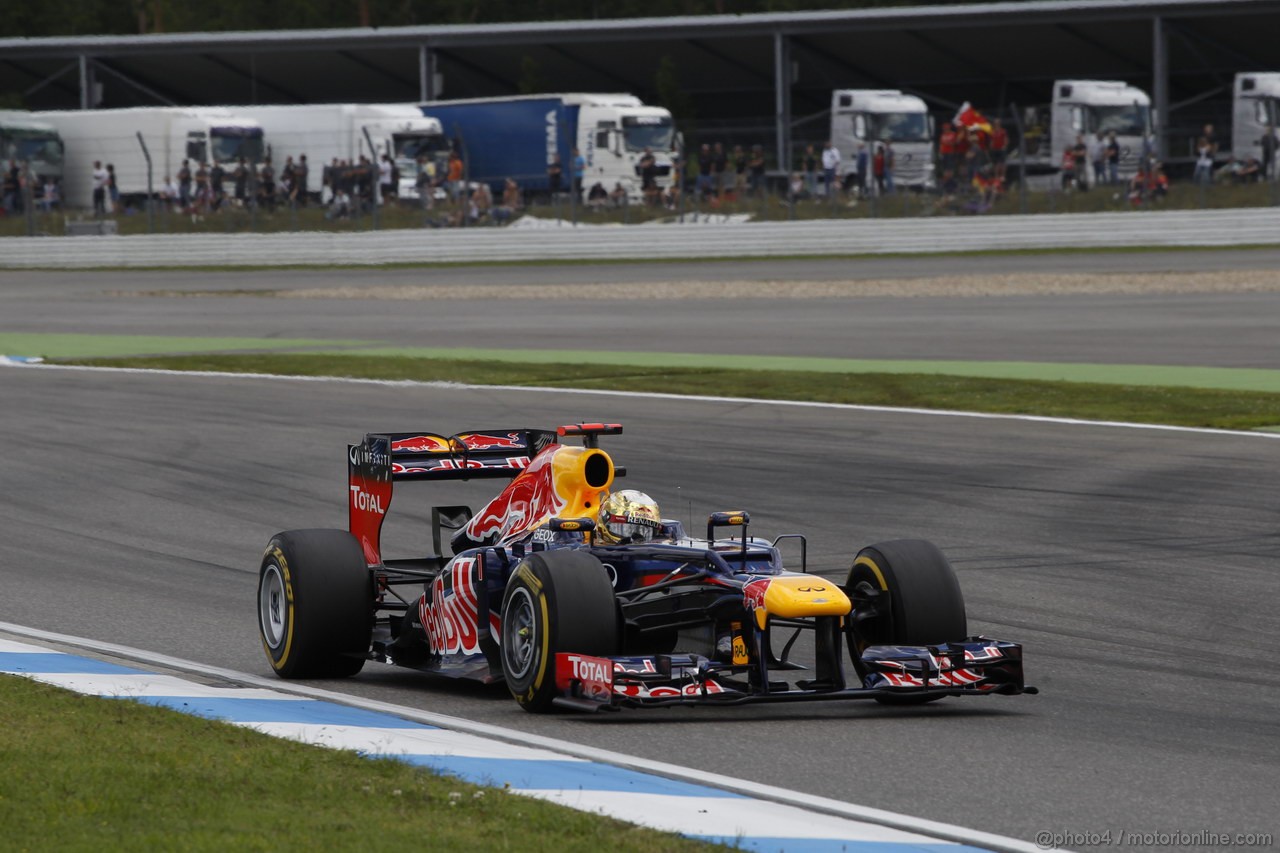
829,89,935,189
1016,80,1152,182
35,107,265,209
225,103,448,199
1231,72,1280,174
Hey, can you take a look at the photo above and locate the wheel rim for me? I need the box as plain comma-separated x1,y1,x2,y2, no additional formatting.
259,563,288,650
502,587,538,680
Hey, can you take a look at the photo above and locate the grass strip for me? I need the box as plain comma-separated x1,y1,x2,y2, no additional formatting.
0,674,721,853
65,353,1280,432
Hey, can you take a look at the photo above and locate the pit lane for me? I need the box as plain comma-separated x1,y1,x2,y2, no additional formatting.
2,253,1279,847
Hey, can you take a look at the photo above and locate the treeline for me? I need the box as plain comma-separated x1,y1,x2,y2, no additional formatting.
4,0,995,38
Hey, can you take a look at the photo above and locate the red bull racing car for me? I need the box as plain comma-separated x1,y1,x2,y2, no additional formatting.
257,423,1034,712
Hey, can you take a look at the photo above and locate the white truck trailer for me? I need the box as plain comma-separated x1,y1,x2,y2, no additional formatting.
225,103,448,199
829,89,935,189
1231,72,1280,174
1016,80,1152,182
35,107,265,209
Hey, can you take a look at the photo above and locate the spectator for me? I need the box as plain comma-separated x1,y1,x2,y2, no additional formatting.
696,143,713,199
1088,132,1105,187
233,158,248,207
1193,135,1214,185
2,159,16,214
492,177,521,222
1105,132,1120,185
378,153,394,204
883,140,896,194
1071,135,1088,190
854,143,869,197
1061,146,1077,191
472,182,492,223
989,119,1008,181
712,142,727,196
177,159,192,208
1262,124,1277,180
733,144,747,196
587,180,608,210
938,121,957,174
106,163,119,213
609,182,627,207
209,160,225,211
160,174,179,209
327,187,350,220
872,144,886,196
295,155,309,206
821,140,840,198
638,146,658,205
547,153,563,196
91,160,108,216
788,172,807,202
747,145,765,196
1201,124,1218,159
446,150,464,200
1237,157,1262,183
663,160,683,209
802,144,817,197
39,177,59,213
194,162,209,212
571,147,585,201
259,157,276,211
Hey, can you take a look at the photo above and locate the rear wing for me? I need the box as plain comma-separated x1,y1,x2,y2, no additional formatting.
382,429,559,481
347,428,558,565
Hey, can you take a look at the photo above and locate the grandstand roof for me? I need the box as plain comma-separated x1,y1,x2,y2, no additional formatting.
3,0,1277,159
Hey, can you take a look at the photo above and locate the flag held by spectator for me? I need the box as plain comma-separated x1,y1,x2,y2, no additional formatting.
954,102,992,134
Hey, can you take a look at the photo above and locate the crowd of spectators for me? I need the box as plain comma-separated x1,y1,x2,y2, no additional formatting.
2,159,60,215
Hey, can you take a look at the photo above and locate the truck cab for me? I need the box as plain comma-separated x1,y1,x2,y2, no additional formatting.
1047,81,1150,177
0,111,65,201
578,95,677,201
829,89,935,189
360,112,449,200
1232,73,1280,169
181,114,266,171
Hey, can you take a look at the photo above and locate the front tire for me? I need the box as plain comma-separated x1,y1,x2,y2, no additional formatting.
845,539,967,703
258,529,373,678
501,550,618,713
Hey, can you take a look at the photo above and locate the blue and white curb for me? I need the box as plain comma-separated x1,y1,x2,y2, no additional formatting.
0,629,1039,852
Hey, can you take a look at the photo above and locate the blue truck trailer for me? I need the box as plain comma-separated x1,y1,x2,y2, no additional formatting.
420,93,676,201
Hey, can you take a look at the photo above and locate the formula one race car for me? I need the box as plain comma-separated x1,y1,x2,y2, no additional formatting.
257,423,1034,712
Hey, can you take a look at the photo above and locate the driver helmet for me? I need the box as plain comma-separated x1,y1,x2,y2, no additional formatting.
596,490,662,544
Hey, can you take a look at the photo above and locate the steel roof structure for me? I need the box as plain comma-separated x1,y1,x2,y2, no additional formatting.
3,0,1278,165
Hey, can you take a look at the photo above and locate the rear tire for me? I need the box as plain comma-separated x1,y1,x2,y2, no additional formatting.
500,550,618,713
844,539,967,703
258,529,373,679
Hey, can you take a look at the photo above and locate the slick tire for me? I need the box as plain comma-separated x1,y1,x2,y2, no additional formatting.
500,550,618,713
258,529,374,679
844,539,966,704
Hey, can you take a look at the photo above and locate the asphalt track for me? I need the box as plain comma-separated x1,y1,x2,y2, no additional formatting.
2,250,1279,849
2,248,1280,370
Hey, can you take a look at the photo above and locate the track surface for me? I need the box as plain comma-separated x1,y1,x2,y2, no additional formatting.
2,253,1280,849
3,250,1280,367
2,366,1278,848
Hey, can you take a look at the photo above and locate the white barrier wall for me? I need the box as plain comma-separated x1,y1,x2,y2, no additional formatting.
3,208,1280,268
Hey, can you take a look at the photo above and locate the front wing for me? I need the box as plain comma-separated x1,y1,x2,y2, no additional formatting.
552,638,1032,711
